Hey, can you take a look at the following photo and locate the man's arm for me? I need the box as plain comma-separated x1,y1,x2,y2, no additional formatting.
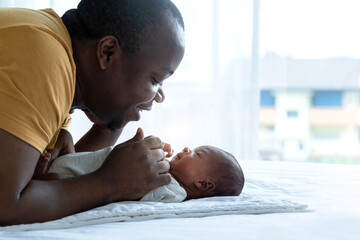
33,129,75,179
0,128,170,226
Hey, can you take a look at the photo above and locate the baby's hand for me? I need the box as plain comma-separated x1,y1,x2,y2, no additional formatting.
161,142,174,158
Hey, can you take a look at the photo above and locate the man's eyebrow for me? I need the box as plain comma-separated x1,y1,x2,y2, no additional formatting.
154,70,173,81
162,69,174,78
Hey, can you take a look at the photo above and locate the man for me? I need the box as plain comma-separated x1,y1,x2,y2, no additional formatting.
0,0,185,225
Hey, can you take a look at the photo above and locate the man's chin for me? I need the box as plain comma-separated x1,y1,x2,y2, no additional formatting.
107,116,138,132
107,120,126,132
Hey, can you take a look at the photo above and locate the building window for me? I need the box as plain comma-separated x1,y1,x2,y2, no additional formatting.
312,90,343,107
287,110,298,118
312,127,341,140
260,90,275,107
299,141,303,150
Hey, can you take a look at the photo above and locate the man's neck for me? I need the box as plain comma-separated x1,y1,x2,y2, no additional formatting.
70,38,89,110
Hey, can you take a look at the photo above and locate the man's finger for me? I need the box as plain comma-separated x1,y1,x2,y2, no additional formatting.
115,128,144,149
32,154,51,179
156,173,172,187
135,128,144,141
144,135,154,140
145,136,163,150
47,148,61,161
150,149,166,162
155,159,170,173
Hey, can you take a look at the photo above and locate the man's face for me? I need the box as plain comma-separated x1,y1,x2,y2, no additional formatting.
87,17,185,130
169,146,219,189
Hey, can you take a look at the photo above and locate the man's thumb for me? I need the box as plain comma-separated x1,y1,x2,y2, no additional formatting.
134,127,144,141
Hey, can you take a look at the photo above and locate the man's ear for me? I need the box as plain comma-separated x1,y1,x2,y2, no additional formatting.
97,35,119,70
194,179,215,192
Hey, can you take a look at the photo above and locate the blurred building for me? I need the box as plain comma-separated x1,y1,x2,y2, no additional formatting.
258,54,360,163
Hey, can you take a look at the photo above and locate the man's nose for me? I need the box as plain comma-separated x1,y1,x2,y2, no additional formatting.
154,88,165,103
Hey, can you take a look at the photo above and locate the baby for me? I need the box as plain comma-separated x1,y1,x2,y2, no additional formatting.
48,144,245,202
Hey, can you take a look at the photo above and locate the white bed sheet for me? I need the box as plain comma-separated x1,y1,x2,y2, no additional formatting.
1,160,360,240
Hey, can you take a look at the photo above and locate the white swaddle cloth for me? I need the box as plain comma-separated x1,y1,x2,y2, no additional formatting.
140,176,186,202
48,147,187,202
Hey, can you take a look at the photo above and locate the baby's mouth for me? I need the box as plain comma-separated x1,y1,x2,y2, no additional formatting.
171,154,180,161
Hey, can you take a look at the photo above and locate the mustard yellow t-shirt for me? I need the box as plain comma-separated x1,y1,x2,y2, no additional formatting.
0,8,75,152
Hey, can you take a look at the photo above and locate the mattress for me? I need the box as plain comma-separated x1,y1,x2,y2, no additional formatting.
1,160,360,240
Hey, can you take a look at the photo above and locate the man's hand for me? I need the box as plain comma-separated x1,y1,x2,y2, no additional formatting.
96,128,171,201
32,129,75,179
143,133,173,158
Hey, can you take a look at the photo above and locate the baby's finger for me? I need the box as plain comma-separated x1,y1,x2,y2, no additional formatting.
161,142,173,157
165,149,174,158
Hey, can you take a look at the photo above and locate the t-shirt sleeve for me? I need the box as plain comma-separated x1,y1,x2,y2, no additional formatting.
0,10,75,152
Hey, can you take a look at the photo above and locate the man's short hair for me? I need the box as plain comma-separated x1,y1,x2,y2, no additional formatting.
62,0,184,53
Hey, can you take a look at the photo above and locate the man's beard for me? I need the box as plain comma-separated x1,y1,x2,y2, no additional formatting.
106,112,132,132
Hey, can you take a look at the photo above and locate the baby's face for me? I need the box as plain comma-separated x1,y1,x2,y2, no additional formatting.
169,146,217,189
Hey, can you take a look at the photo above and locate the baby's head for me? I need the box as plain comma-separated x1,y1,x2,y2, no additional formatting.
169,145,244,200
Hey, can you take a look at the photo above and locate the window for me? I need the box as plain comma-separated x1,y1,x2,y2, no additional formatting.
258,0,360,164
260,90,275,107
312,91,343,107
312,127,341,140
286,110,298,118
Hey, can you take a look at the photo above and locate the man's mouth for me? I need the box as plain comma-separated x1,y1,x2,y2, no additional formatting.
136,105,152,112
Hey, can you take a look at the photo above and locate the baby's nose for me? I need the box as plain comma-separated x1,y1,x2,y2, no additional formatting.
182,147,191,153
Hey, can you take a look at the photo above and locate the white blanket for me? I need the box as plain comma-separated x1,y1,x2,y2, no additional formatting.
1,178,307,231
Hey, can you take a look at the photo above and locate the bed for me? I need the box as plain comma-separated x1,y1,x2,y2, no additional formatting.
1,160,360,239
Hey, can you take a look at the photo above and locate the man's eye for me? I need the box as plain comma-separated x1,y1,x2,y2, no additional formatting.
151,78,160,85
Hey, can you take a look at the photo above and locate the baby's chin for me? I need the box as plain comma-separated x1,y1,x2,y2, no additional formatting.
167,169,174,178
168,161,174,170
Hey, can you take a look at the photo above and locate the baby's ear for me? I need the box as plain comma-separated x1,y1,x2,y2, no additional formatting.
194,179,215,192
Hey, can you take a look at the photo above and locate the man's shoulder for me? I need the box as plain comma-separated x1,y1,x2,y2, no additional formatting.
0,8,72,57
